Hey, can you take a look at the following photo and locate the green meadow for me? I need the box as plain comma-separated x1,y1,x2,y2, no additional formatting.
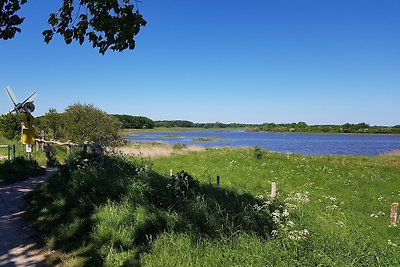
22,146,400,266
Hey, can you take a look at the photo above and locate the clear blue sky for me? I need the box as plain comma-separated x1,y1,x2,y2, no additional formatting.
1,0,399,125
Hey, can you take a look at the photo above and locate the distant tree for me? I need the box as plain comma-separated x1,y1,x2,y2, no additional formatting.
297,121,307,128
155,120,195,128
63,104,122,146
113,114,154,129
0,0,146,54
0,112,20,140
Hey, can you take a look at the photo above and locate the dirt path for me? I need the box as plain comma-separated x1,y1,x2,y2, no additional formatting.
0,169,57,267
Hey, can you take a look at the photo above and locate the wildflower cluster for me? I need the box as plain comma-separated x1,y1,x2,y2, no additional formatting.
370,211,385,218
388,239,397,247
322,195,344,210
256,191,311,241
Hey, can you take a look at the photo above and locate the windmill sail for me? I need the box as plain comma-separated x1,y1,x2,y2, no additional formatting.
5,86,17,106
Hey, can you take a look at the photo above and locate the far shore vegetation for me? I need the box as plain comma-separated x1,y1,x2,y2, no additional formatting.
118,117,400,135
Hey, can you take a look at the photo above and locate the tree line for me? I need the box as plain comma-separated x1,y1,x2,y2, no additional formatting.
261,122,400,134
0,105,157,146
153,120,400,134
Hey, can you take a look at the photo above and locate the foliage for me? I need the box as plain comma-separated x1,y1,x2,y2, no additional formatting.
154,120,195,128
0,156,45,185
112,114,154,129
0,0,26,40
262,121,400,134
63,103,122,146
173,143,186,150
26,152,276,266
254,146,263,159
0,112,20,140
39,108,65,140
149,120,400,134
1,0,146,54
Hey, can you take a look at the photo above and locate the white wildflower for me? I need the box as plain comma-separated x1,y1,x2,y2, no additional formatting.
271,230,278,237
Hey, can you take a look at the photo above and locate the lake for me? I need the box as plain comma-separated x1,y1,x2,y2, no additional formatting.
126,130,400,156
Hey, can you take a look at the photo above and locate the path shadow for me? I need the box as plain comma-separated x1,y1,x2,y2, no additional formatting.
0,169,56,266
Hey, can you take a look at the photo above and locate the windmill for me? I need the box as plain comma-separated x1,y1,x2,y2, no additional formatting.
4,86,38,157
4,86,37,114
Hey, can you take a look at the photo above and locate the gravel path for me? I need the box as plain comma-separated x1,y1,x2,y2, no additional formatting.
0,169,57,267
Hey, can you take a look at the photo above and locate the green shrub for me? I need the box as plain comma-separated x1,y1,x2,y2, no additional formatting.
254,146,263,159
0,156,45,185
173,143,187,150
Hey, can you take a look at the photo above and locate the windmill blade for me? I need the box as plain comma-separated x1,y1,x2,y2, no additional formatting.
20,92,37,106
5,86,17,106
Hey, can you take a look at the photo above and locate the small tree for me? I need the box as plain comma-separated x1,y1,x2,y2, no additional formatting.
63,103,122,146
0,113,20,140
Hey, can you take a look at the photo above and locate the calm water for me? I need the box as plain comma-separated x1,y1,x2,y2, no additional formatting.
126,130,400,156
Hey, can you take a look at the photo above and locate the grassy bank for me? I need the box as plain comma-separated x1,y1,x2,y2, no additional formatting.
151,148,400,266
26,148,400,266
26,151,276,266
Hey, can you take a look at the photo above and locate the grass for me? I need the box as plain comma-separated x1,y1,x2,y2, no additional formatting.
163,135,183,139
26,151,279,266
0,156,45,185
25,147,400,266
151,148,400,266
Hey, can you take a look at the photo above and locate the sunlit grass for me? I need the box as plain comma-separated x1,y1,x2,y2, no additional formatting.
26,147,400,266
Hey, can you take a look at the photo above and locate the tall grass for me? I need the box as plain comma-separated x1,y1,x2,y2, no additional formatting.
152,148,400,266
0,156,45,185
26,150,278,266
25,147,400,266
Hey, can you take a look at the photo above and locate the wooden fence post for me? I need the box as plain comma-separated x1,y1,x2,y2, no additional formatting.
271,182,277,201
216,175,220,188
390,203,398,226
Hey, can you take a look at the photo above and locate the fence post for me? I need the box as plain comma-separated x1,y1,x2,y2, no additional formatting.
12,145,15,160
390,203,398,226
8,145,11,160
271,182,277,201
216,175,220,188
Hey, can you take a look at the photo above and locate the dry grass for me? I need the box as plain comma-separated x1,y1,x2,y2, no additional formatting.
112,142,204,158
385,149,400,156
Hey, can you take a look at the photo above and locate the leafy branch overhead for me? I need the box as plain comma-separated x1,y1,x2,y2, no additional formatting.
0,0,27,40
1,0,147,54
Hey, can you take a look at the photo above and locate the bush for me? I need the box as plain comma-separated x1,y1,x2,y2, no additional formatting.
63,104,122,146
173,143,187,150
254,146,263,159
0,113,21,140
0,156,45,185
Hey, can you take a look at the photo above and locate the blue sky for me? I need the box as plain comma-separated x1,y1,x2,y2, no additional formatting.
0,0,399,125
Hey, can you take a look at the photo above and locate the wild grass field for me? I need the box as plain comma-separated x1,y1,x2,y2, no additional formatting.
24,146,400,266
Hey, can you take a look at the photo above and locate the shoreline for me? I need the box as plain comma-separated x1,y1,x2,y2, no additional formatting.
117,141,400,158
124,127,400,136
